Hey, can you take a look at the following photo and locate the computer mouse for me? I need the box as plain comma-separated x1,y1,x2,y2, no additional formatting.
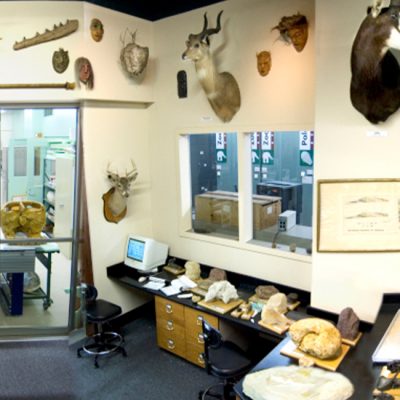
138,276,147,283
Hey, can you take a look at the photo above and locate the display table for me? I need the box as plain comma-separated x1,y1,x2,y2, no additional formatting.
0,238,59,315
234,296,400,400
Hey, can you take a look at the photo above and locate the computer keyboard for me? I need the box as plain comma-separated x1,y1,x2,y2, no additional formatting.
149,276,166,283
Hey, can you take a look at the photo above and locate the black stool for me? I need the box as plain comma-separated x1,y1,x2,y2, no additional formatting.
77,284,127,368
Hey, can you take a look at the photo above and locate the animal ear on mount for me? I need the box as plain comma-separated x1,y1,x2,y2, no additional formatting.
177,70,187,98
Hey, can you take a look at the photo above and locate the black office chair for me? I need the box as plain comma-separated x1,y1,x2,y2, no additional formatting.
77,284,127,368
199,319,253,400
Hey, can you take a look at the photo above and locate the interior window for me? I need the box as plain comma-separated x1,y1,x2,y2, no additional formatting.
180,130,313,256
189,132,239,240
249,131,313,254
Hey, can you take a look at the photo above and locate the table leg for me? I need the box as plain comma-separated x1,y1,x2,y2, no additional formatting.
9,272,24,315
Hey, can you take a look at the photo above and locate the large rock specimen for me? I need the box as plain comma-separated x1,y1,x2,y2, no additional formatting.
289,318,342,359
243,365,354,400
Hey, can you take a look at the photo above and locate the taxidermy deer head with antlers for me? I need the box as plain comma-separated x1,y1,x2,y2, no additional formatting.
102,160,138,223
182,11,241,123
350,0,400,124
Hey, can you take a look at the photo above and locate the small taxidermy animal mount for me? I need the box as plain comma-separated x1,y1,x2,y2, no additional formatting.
272,13,308,52
350,0,400,124
182,11,241,123
102,160,138,223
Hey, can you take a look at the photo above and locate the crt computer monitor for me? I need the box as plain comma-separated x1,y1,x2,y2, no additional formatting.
125,235,168,272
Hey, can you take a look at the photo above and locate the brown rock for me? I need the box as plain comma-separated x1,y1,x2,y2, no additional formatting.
255,285,279,300
337,307,360,340
208,268,227,281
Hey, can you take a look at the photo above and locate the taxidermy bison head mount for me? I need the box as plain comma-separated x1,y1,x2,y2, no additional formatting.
350,0,400,124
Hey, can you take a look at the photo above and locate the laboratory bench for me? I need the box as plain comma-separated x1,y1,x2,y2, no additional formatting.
107,262,311,367
234,295,400,400
107,262,399,400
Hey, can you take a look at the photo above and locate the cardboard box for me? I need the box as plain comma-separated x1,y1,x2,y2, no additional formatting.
195,193,238,226
195,191,281,230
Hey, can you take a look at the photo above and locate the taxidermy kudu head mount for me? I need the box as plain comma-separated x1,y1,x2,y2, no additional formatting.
350,0,400,124
102,160,138,223
182,11,241,123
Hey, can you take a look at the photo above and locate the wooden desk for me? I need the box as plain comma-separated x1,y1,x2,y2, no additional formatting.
107,262,310,368
234,297,400,400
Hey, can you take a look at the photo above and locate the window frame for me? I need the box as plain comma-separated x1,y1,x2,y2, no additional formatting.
177,126,314,261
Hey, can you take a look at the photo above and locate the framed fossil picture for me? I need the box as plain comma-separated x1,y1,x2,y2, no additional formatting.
317,179,400,252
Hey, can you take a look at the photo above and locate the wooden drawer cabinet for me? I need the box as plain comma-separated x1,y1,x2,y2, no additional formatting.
155,296,185,324
186,343,206,367
155,295,219,368
156,324,186,358
155,297,186,358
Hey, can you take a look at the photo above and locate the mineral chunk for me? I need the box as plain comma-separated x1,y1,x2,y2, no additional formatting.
255,285,279,300
337,307,360,340
208,268,227,281
265,293,288,314
261,307,291,329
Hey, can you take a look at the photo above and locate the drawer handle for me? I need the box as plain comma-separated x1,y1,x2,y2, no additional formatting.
198,353,205,364
167,339,175,350
197,315,204,325
167,320,174,331
165,304,173,313
197,333,204,344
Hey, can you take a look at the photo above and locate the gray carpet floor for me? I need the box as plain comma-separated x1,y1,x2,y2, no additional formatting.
0,316,219,399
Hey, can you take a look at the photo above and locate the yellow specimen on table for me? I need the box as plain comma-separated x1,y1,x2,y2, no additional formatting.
0,201,45,239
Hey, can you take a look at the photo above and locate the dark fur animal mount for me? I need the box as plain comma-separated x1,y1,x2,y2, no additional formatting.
13,20,78,50
350,0,400,124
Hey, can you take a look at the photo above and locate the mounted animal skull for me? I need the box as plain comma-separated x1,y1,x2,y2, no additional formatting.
350,0,400,124
182,11,241,123
102,160,138,223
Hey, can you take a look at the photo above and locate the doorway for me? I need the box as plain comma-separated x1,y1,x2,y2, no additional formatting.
0,106,80,336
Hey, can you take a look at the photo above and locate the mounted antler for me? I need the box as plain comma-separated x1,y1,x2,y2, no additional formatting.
103,160,138,223
182,11,241,123
350,0,400,123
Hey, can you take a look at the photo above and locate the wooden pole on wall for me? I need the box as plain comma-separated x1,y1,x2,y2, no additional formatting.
0,82,75,90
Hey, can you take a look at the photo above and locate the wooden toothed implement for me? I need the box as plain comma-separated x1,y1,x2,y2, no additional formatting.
13,19,79,50
0,82,75,90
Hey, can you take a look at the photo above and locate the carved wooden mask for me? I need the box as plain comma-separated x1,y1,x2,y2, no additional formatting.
256,51,271,76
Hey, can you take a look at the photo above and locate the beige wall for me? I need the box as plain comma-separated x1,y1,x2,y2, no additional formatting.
1,0,399,323
150,0,314,295
0,1,155,311
313,0,400,322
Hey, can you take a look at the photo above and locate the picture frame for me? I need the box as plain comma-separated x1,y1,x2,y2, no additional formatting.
317,179,400,252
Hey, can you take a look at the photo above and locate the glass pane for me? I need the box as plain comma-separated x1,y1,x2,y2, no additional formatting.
0,241,72,330
250,131,313,255
189,132,239,240
14,146,27,176
0,106,78,334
